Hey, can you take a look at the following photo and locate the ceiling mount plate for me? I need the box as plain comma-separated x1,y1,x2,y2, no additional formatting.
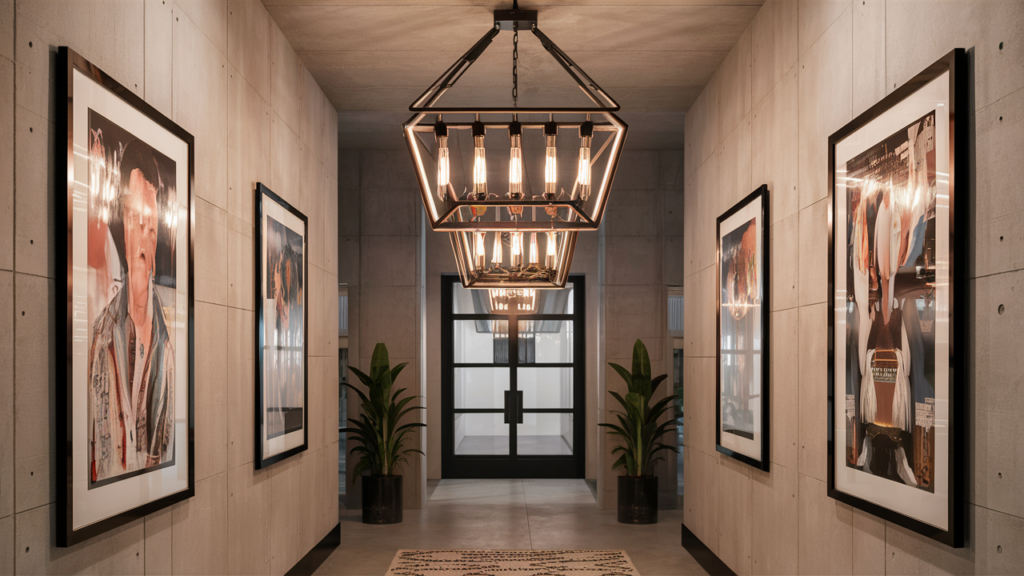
494,9,537,30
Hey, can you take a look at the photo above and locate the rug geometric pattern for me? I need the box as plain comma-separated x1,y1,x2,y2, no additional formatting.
386,549,641,576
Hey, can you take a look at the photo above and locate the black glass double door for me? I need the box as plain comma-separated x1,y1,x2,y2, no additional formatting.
441,275,585,478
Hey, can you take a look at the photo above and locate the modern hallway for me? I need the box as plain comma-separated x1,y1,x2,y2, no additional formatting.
314,480,707,576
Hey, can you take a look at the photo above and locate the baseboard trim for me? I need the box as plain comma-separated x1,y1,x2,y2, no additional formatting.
680,523,736,576
286,523,341,576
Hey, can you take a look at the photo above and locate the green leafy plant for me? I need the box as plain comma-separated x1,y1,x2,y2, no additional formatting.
341,343,425,477
599,339,677,476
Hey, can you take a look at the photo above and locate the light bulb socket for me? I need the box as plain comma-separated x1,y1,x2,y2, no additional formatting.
579,121,594,139
434,120,449,141
472,120,487,138
544,120,558,137
508,120,522,138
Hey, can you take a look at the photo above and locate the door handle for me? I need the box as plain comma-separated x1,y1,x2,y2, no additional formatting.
517,391,524,424
504,391,511,424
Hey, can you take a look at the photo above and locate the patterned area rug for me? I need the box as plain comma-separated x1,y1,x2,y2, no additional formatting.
386,549,640,576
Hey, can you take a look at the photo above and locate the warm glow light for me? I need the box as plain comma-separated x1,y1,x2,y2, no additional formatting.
577,148,591,195
492,232,503,266
435,120,449,201
545,147,557,196
529,232,539,265
546,231,557,269
472,121,488,200
475,232,486,270
508,121,524,216
509,149,523,190
437,144,450,201
544,121,558,199
473,147,487,194
511,232,523,269
577,121,593,201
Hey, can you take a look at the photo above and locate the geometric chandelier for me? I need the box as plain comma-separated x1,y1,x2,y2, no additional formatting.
403,2,627,289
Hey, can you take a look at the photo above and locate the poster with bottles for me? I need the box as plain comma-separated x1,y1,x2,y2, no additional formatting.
829,49,965,548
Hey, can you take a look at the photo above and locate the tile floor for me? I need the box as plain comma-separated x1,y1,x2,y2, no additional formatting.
314,479,708,576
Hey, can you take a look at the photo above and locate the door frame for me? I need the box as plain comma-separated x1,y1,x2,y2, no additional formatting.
441,274,586,479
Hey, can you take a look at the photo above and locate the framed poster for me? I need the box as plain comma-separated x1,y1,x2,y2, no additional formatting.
716,185,770,470
255,183,309,469
828,49,966,547
57,47,195,547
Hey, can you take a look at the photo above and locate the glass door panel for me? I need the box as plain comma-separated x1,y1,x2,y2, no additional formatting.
518,320,573,364
454,320,508,364
517,367,573,409
454,413,510,455
454,368,509,409
517,413,574,455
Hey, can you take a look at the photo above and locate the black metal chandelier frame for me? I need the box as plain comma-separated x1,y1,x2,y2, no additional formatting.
404,5,627,289
403,6,628,233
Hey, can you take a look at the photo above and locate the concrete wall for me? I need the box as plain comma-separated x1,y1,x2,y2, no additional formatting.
597,150,685,508
682,0,1024,574
338,146,684,509
337,149,427,509
0,1,339,573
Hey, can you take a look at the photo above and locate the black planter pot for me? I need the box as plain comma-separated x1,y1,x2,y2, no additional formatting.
617,475,658,524
362,475,403,524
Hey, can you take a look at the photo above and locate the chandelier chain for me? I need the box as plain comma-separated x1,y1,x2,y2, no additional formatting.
512,24,518,107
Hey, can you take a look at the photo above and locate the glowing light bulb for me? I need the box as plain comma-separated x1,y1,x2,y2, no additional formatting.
578,121,593,201
544,120,558,200
492,232,503,267
435,120,449,201
546,231,557,269
472,121,487,201
475,232,486,271
529,232,539,266
511,232,523,269
508,121,523,216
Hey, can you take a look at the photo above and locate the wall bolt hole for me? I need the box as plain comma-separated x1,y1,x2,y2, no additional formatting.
998,304,1005,315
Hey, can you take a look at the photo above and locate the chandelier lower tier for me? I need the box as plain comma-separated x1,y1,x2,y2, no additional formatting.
450,229,577,289
403,4,627,289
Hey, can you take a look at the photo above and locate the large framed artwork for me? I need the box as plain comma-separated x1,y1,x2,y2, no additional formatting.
716,185,770,471
57,47,195,547
827,49,966,547
255,183,309,469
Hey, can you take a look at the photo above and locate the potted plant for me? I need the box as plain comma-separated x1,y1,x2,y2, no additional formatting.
600,339,677,524
342,343,425,524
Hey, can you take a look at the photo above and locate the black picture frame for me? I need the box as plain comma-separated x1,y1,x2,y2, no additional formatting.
57,47,196,547
715,185,770,471
826,49,966,548
254,183,310,469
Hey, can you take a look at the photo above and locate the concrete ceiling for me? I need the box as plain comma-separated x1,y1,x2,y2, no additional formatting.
264,0,763,149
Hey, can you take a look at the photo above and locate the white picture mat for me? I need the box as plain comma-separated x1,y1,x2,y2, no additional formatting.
261,193,307,458
718,197,763,462
833,71,951,530
71,69,191,530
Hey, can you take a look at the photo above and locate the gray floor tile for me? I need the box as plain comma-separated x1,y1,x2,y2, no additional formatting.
314,479,707,576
